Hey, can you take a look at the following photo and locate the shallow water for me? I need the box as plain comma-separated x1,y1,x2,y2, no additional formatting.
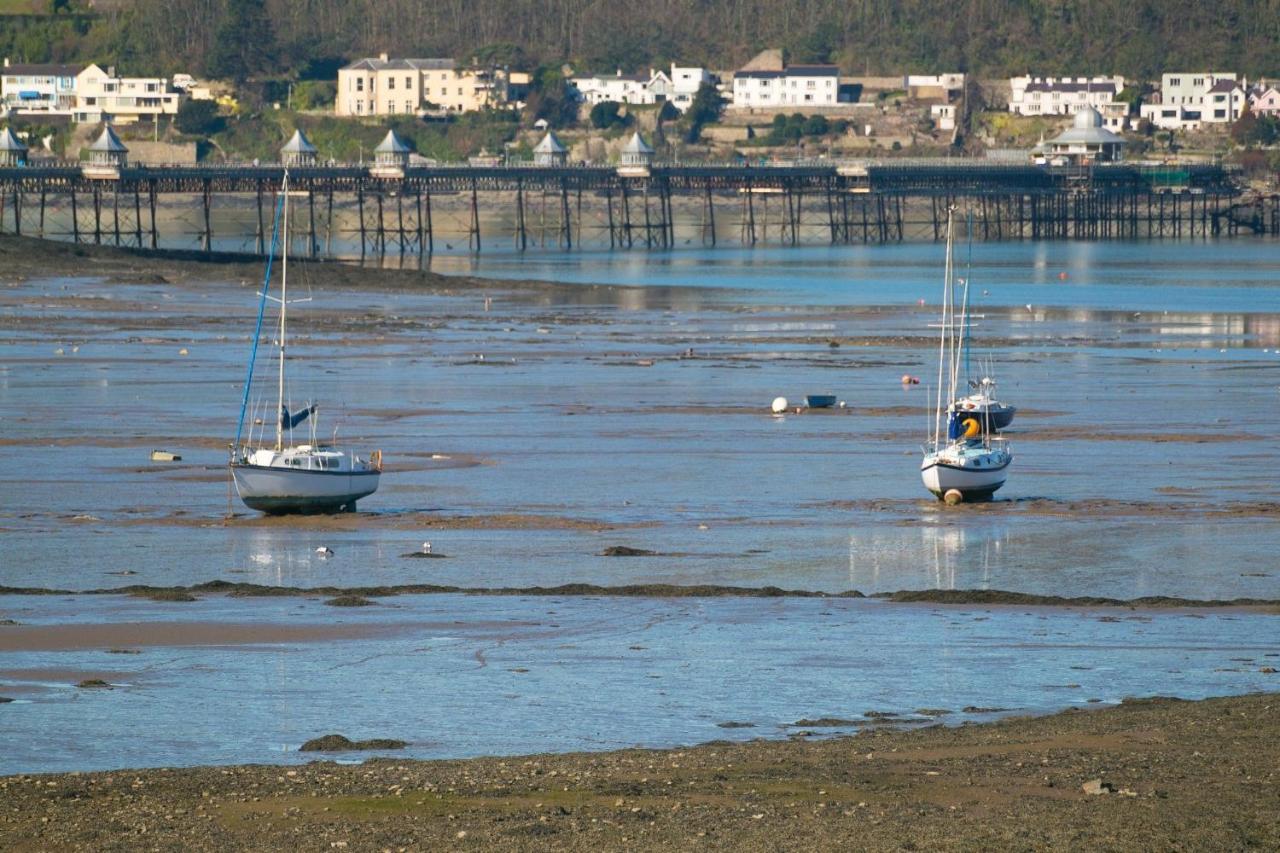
2,240,1279,772
1,593,1277,775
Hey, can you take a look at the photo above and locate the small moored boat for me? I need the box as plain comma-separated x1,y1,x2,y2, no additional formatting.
228,171,381,514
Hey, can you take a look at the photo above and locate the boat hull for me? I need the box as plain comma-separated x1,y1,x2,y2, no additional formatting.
921,456,1010,501
231,464,379,514
950,403,1016,431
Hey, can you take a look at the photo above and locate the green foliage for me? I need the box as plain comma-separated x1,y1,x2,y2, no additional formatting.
589,101,629,130
1231,112,1279,147
206,0,277,82
292,80,336,111
525,66,578,128
802,114,829,136
175,99,224,136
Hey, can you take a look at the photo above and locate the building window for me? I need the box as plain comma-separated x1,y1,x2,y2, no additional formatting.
356,99,363,114
1170,77,1180,86
405,100,412,112
356,78,364,92
405,76,412,89
389,103,396,113
389,77,395,90
1193,77,1203,86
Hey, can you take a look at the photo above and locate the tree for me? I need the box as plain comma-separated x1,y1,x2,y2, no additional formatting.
682,82,725,143
175,99,224,135
205,0,277,82
589,100,628,129
802,114,829,136
526,66,579,128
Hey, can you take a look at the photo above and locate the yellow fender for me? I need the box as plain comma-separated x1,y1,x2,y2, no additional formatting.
961,418,981,438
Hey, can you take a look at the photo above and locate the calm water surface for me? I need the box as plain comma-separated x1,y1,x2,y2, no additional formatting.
1,239,1278,772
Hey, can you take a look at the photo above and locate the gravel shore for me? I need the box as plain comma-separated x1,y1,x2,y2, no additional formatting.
2,693,1276,850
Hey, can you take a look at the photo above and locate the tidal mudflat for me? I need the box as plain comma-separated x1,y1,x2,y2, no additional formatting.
1,234,1278,846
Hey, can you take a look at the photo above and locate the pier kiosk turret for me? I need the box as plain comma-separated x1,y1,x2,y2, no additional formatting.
370,129,411,177
83,125,127,178
0,127,27,167
533,131,568,166
281,129,318,167
617,131,654,177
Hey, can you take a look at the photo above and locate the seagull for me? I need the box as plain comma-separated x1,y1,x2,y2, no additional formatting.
1025,303,1033,313
422,541,432,554
315,546,334,557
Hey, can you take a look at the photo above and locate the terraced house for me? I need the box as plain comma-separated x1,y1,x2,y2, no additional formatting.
336,54,511,116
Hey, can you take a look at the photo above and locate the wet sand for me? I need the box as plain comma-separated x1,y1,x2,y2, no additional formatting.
0,692,1275,850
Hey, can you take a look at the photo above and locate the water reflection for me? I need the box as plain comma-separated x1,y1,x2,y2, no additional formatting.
848,524,1009,591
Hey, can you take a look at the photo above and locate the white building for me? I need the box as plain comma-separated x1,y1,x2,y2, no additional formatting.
906,74,965,95
930,103,956,131
570,68,674,108
0,59,83,116
1140,72,1246,129
730,64,839,109
669,65,715,112
1009,75,1126,117
74,64,181,124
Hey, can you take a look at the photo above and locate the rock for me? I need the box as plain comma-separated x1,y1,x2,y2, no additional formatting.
77,679,111,689
298,734,408,752
598,546,658,557
716,721,756,729
401,552,448,559
962,706,1010,714
1081,779,1115,795
793,717,860,727
0,696,14,703
131,589,197,602
324,596,376,607
915,708,953,716
864,710,900,719
1261,667,1277,674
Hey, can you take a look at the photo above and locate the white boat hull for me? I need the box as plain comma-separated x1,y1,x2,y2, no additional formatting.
231,464,379,514
921,446,1011,501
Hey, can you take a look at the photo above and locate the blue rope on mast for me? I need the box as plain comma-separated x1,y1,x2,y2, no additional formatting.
233,191,286,453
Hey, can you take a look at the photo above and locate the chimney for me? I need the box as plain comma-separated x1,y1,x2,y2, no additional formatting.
379,52,388,63
3,57,9,68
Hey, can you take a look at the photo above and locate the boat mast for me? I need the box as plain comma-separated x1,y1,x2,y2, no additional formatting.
275,171,289,452
934,211,952,447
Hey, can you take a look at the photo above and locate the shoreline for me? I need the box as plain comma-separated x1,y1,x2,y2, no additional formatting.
1,692,1275,849
3,581,1279,611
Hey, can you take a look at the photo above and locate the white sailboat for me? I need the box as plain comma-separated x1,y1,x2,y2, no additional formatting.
229,172,381,514
921,210,1011,503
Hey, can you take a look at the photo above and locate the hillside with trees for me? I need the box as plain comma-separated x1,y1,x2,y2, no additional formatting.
4,0,1280,81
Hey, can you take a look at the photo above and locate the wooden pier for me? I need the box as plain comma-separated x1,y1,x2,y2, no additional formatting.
0,161,1275,257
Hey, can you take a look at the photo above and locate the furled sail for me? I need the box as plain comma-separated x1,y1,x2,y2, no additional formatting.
281,403,317,430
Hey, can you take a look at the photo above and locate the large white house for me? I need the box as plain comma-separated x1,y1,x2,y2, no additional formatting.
336,55,515,116
1,59,83,116
669,65,715,111
74,64,181,123
571,68,671,107
730,64,839,109
1140,72,1246,129
1008,75,1125,117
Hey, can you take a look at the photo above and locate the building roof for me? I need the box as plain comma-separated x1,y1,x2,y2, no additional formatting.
374,129,411,154
1049,106,1125,145
0,127,27,152
1208,78,1242,93
88,124,127,153
622,131,653,155
736,64,839,80
740,49,784,72
1024,80,1119,94
343,57,455,72
1,62,85,77
533,131,567,154
281,129,317,154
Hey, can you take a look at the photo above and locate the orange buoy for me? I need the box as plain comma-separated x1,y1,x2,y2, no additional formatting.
1058,271,1068,281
